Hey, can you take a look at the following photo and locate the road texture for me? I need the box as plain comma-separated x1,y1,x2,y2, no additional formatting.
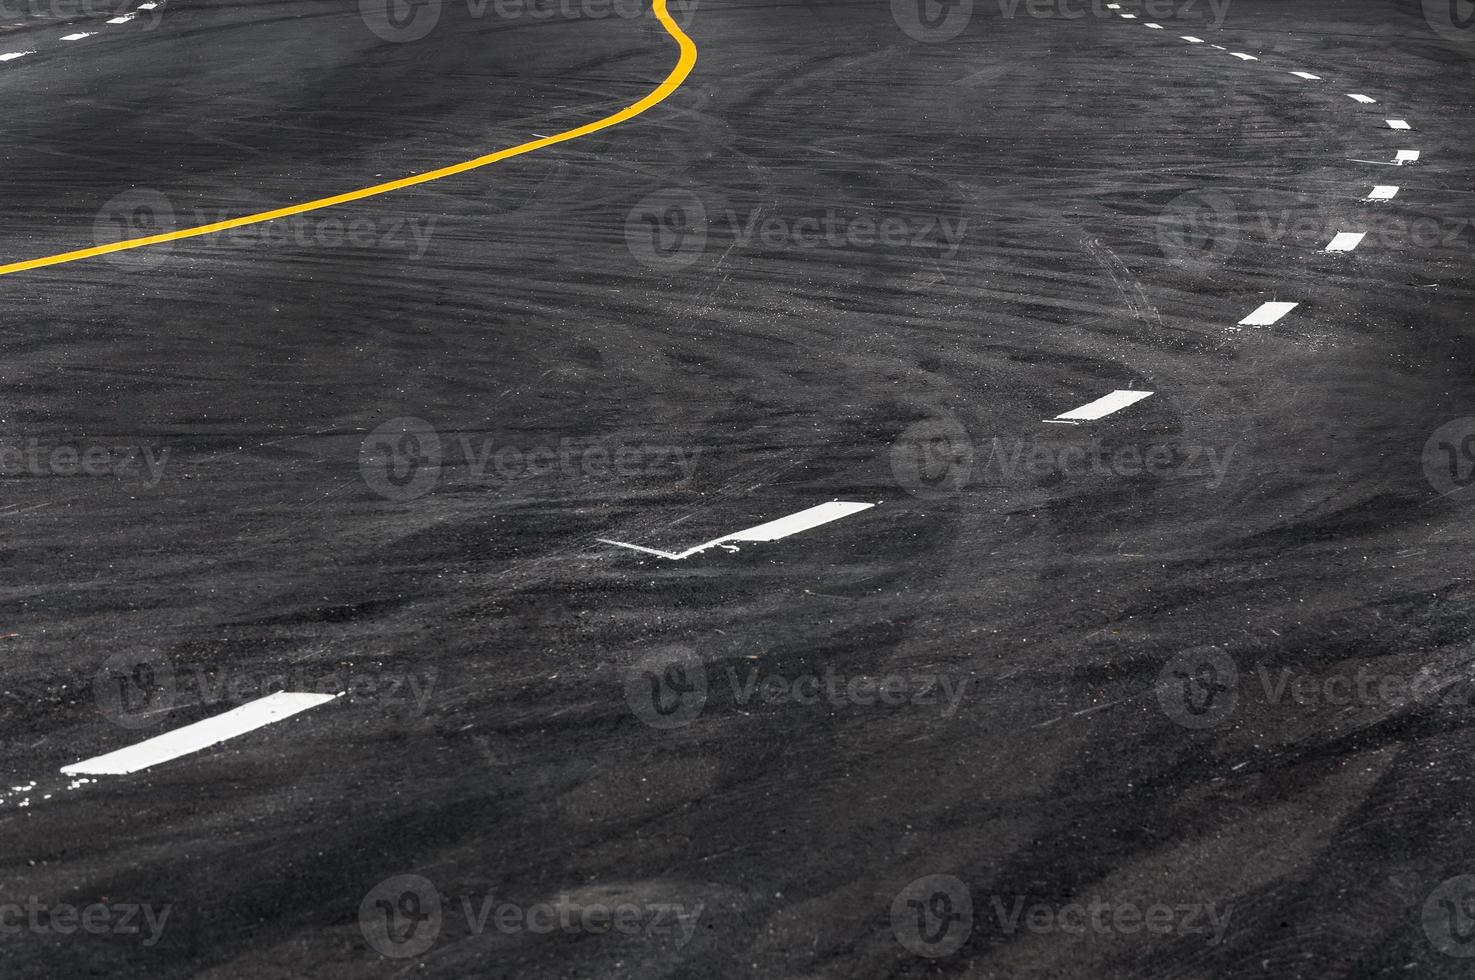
3,0,1475,976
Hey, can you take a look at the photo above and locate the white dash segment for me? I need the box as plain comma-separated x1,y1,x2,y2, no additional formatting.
598,501,874,560
1106,2,1119,7
1366,185,1398,201
59,32,94,40
1181,35,1204,42
1231,52,1258,60
60,692,340,776
1386,119,1411,130
0,50,33,61
106,12,135,22
1325,232,1365,252
1210,44,1226,49
1044,390,1154,425
1348,93,1376,103
1145,22,1163,28
1239,301,1299,326
1395,149,1420,164
1290,71,1320,80
1120,12,1137,18
138,1,158,7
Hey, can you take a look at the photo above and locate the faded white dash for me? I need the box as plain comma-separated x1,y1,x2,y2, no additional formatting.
106,12,135,21
1290,71,1320,80
1348,93,1376,104
1231,52,1258,60
1210,44,1226,49
0,50,33,61
1387,119,1411,130
61,692,340,776
1181,35,1204,42
598,501,874,560
60,32,94,39
1367,185,1398,201
1325,232,1365,252
1044,390,1154,425
1239,301,1298,327
1395,149,1420,164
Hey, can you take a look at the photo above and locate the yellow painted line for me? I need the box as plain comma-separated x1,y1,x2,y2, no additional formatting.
0,0,697,278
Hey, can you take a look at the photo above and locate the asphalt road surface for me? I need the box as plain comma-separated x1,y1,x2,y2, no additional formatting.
3,0,1475,976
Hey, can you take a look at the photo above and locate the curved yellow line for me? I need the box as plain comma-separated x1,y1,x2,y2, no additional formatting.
0,0,697,278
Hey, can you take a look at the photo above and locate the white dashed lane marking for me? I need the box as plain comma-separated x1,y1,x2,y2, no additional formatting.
1231,52,1258,61
1348,94,1377,103
1043,390,1154,425
107,12,135,22
60,692,341,776
1239,301,1299,326
1181,35,1204,42
1290,71,1321,80
598,501,875,560
1325,232,1366,252
0,51,32,61
1367,185,1399,201
1145,23,1163,29
1396,149,1420,163
1387,119,1412,130
59,32,94,40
